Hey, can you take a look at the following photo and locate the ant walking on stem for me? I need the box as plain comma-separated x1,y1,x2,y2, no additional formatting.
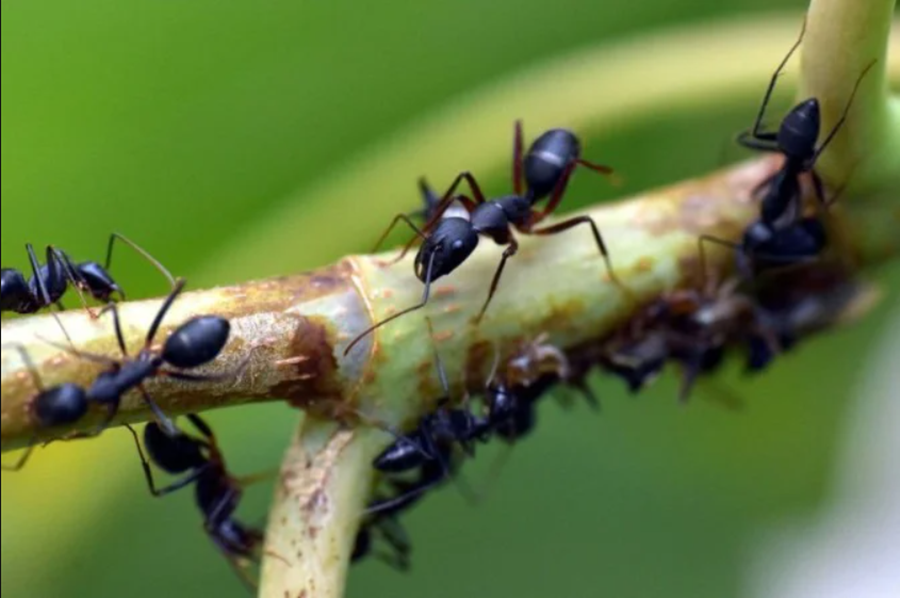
127,415,268,589
2,280,240,471
345,121,627,355
1,233,175,317
698,20,876,278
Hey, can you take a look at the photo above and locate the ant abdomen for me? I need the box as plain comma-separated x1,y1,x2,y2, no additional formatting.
33,384,89,427
524,128,580,200
162,316,231,369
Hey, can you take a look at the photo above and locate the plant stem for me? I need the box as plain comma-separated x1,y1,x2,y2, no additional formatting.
801,0,900,194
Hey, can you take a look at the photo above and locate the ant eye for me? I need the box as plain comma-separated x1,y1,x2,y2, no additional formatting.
452,240,464,250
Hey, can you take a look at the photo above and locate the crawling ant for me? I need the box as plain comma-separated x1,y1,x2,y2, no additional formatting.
127,415,265,589
1,233,174,317
700,21,876,277
2,280,237,471
344,121,625,355
368,346,487,514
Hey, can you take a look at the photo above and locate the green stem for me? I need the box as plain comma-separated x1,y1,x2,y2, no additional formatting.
801,0,900,194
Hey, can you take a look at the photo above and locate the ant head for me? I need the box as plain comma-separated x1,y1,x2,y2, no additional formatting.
778,99,820,161
414,218,478,282
143,422,207,474
33,383,88,427
76,262,122,302
524,129,581,200
162,316,231,369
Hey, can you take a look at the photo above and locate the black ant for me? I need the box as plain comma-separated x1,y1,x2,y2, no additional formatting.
1,233,174,317
127,415,265,589
699,20,876,277
344,120,624,355
2,280,237,471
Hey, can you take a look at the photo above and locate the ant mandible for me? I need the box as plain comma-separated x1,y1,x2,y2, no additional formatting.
1,233,174,317
344,121,625,356
127,416,265,589
699,20,876,277
2,280,237,471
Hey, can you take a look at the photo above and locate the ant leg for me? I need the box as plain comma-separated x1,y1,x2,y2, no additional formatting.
812,60,877,162
414,177,441,221
106,232,177,291
375,517,412,570
697,234,741,290
474,239,519,324
144,278,187,348
513,120,524,195
744,18,807,142
1,442,36,472
736,132,780,153
124,424,207,496
371,213,428,258
186,413,215,439
531,216,632,298
439,171,488,207
2,343,46,391
26,243,54,309
50,247,99,317
160,354,250,383
138,386,179,436
367,471,444,516
103,302,130,357
343,252,438,356
424,316,451,397
525,162,574,226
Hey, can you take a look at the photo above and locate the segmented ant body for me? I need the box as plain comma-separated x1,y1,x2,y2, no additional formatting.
345,121,623,355
700,22,875,277
128,416,264,589
2,280,235,471
1,233,173,317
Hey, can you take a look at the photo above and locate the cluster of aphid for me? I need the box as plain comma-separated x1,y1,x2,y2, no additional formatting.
0,22,875,588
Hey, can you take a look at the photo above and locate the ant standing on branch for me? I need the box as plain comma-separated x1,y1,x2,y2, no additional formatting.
699,20,876,279
345,120,631,355
1,233,175,318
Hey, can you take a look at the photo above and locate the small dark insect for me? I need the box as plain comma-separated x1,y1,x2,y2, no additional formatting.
2,280,238,471
345,120,625,355
127,415,264,589
1,233,174,317
699,21,876,277
604,279,779,402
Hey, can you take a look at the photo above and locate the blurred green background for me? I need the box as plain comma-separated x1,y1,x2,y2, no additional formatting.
2,1,898,597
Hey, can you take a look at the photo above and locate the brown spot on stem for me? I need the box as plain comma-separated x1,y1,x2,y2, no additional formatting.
271,315,344,413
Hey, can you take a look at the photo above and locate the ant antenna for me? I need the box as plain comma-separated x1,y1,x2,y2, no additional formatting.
424,316,450,397
747,17,807,141
812,59,878,162
105,232,177,291
344,252,437,356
